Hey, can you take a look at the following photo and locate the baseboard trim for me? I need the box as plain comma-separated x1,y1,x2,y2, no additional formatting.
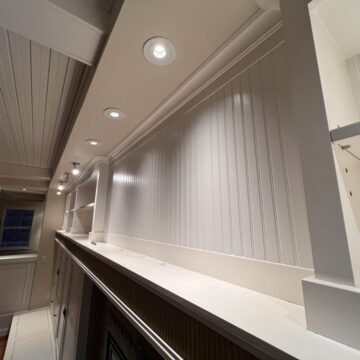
105,233,313,305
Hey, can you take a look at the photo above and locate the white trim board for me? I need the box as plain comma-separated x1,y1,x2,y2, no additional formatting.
104,233,313,305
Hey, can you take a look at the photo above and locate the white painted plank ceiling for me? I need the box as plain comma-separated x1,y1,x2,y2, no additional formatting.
0,27,87,170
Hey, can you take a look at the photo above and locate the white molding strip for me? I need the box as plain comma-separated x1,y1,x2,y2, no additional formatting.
105,233,313,305
109,9,282,165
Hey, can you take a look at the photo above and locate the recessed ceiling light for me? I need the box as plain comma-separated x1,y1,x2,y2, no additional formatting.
143,37,176,65
86,139,102,146
22,188,27,191
57,183,64,191
56,191,62,196
104,108,126,120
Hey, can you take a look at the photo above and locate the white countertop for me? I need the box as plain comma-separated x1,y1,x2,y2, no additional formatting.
56,231,360,360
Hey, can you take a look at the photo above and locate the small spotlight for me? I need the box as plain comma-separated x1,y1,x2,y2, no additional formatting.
71,162,80,176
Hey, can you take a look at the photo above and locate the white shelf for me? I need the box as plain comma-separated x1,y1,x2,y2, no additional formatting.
330,122,360,159
75,203,95,211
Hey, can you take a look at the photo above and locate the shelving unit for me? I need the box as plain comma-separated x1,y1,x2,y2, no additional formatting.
70,178,96,235
62,191,76,232
330,121,360,229
60,157,109,240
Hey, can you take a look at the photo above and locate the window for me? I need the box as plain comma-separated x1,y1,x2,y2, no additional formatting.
0,209,35,248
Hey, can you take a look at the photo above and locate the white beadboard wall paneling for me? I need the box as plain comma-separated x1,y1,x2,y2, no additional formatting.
106,31,313,269
0,27,87,170
105,233,313,305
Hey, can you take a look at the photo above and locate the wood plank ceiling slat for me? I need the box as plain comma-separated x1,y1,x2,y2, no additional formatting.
31,41,51,168
8,31,34,166
0,28,26,163
0,26,88,171
40,50,69,169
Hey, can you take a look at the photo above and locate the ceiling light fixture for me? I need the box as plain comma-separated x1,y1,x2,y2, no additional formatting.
103,108,126,120
71,162,80,176
22,188,27,192
56,191,62,196
143,37,176,65
57,183,65,191
86,139,102,146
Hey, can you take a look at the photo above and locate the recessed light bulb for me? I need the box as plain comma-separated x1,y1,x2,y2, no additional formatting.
57,184,64,191
56,191,62,196
153,44,167,59
110,111,120,118
71,168,80,176
22,188,27,191
104,108,126,120
143,37,175,65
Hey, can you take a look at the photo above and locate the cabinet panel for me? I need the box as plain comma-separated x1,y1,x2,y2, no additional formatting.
60,265,84,360
56,258,72,358
52,249,67,337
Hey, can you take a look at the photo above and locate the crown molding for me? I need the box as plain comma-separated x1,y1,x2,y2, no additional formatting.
254,0,280,11
108,9,282,165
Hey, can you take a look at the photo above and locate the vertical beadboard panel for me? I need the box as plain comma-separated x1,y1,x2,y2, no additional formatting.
107,43,313,268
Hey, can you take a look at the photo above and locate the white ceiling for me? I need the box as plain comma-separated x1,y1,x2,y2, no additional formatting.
311,0,360,58
52,0,261,186
0,27,87,169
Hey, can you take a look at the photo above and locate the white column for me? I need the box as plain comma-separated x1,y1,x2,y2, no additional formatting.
89,160,109,242
280,0,360,350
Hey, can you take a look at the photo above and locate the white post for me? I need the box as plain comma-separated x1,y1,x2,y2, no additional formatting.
89,160,109,242
280,0,360,350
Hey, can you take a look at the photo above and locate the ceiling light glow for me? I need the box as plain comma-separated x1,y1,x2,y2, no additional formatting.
143,37,176,65
57,184,64,191
71,162,80,176
86,139,102,146
104,108,126,120
56,191,62,195
153,44,167,59
22,188,27,191
72,168,80,176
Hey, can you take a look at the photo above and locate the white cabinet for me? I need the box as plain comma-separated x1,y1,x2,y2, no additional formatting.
51,244,85,360
60,265,84,360
0,254,37,336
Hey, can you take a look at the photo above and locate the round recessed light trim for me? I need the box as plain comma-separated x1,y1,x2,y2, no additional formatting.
143,37,176,65
104,108,126,120
86,139,102,146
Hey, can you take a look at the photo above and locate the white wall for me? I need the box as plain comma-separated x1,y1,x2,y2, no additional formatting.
105,42,313,269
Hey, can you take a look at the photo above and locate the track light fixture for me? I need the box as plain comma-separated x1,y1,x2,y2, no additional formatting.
71,162,80,176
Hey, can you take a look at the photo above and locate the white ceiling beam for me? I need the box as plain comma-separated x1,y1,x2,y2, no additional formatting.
0,163,51,181
0,178,49,193
254,0,280,11
0,0,110,65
